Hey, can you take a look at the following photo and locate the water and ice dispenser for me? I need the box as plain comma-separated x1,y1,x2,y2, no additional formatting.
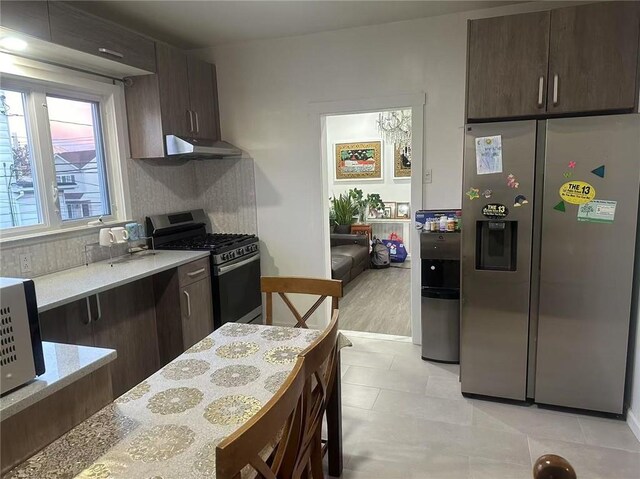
475,220,517,271
420,231,461,363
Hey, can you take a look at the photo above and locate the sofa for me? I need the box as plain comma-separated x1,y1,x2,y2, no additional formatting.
330,234,369,285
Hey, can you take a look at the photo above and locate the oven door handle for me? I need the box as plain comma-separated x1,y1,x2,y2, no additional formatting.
216,253,260,276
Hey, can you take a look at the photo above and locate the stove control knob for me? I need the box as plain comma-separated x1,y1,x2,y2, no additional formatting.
229,252,235,260
221,253,228,261
237,248,244,256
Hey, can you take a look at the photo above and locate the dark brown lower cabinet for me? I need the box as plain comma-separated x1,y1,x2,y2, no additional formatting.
154,262,214,365
39,278,160,398
92,278,160,398
180,277,214,350
39,298,94,347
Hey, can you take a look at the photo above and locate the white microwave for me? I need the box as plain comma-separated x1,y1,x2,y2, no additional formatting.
0,278,45,395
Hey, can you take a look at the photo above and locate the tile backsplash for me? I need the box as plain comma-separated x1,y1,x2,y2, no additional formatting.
0,157,258,278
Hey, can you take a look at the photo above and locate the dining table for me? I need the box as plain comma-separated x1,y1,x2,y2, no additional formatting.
3,322,348,479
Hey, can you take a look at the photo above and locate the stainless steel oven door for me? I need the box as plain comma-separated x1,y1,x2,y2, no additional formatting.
212,253,262,328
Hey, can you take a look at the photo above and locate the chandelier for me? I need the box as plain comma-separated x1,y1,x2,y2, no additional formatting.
377,109,411,148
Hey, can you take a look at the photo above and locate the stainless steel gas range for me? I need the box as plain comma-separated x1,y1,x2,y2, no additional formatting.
146,209,262,328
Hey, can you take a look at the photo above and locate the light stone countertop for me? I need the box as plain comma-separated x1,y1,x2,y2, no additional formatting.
33,250,210,313
0,342,117,420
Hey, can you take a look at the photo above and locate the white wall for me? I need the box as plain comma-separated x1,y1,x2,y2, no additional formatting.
326,112,410,203
197,1,554,320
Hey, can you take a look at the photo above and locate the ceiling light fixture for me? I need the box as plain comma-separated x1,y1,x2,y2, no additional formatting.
377,109,412,149
0,37,28,52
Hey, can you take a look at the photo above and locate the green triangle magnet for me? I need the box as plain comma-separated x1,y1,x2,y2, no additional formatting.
553,200,566,212
591,165,605,178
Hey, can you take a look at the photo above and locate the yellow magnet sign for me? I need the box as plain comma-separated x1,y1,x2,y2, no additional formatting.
559,181,596,205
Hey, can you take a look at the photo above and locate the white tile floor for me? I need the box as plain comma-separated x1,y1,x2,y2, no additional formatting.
331,331,640,479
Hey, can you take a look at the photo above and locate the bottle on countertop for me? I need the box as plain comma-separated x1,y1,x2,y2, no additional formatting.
431,219,438,232
424,219,431,232
439,215,447,232
447,217,456,232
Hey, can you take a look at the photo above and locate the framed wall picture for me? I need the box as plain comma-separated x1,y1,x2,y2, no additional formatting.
368,208,382,220
383,202,396,219
335,141,382,180
396,202,410,219
394,144,411,178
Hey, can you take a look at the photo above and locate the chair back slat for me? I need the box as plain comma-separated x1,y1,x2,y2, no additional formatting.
291,310,340,478
216,358,306,479
262,276,343,327
262,276,343,297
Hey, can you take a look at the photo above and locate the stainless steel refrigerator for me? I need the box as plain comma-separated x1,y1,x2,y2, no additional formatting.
460,114,640,414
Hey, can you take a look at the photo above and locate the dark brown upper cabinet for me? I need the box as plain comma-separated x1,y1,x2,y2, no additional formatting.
187,56,221,141
125,42,221,159
0,1,51,41
547,1,640,115
48,1,156,73
467,11,551,121
467,1,640,121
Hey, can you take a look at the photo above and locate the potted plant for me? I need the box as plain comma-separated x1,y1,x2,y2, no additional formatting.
348,188,385,223
331,194,357,234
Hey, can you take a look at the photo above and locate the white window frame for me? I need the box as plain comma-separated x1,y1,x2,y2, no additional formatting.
0,60,131,240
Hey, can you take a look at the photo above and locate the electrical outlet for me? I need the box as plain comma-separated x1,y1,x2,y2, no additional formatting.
424,168,433,184
19,253,32,274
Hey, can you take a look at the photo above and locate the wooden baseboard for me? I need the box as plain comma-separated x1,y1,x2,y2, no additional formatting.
0,365,113,475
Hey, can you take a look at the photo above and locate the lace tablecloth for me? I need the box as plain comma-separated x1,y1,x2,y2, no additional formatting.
5,323,347,479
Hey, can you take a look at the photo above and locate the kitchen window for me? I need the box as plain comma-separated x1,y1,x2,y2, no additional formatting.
0,74,126,238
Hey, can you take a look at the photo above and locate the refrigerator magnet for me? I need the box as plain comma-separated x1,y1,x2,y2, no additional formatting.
577,200,616,224
559,181,596,205
466,187,480,200
591,165,606,178
553,201,566,213
482,189,492,199
482,203,508,218
513,195,529,207
563,172,572,178
506,174,519,188
568,161,577,169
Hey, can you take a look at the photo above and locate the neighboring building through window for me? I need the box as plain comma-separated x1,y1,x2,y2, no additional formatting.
0,82,113,233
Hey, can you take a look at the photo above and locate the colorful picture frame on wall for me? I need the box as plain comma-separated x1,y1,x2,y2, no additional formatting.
394,144,411,178
383,202,396,219
396,202,410,219
335,141,382,180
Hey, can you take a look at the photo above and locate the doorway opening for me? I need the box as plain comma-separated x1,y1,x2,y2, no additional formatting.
324,110,413,337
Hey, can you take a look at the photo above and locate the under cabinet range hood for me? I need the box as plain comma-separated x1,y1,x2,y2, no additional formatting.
165,135,243,159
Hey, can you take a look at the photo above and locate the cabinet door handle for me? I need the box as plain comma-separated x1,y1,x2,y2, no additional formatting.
84,297,93,325
187,267,206,278
98,48,124,59
537,76,544,108
184,290,191,318
194,111,200,133
552,74,559,106
187,110,194,133
95,293,102,322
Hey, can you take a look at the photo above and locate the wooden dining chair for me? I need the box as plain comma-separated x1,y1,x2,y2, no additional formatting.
261,276,343,328
216,358,306,479
291,309,340,479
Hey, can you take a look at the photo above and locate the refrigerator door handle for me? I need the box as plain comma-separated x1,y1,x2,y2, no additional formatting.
537,76,544,107
552,74,559,106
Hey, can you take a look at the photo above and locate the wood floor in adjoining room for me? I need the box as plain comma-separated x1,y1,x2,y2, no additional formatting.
339,266,411,336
